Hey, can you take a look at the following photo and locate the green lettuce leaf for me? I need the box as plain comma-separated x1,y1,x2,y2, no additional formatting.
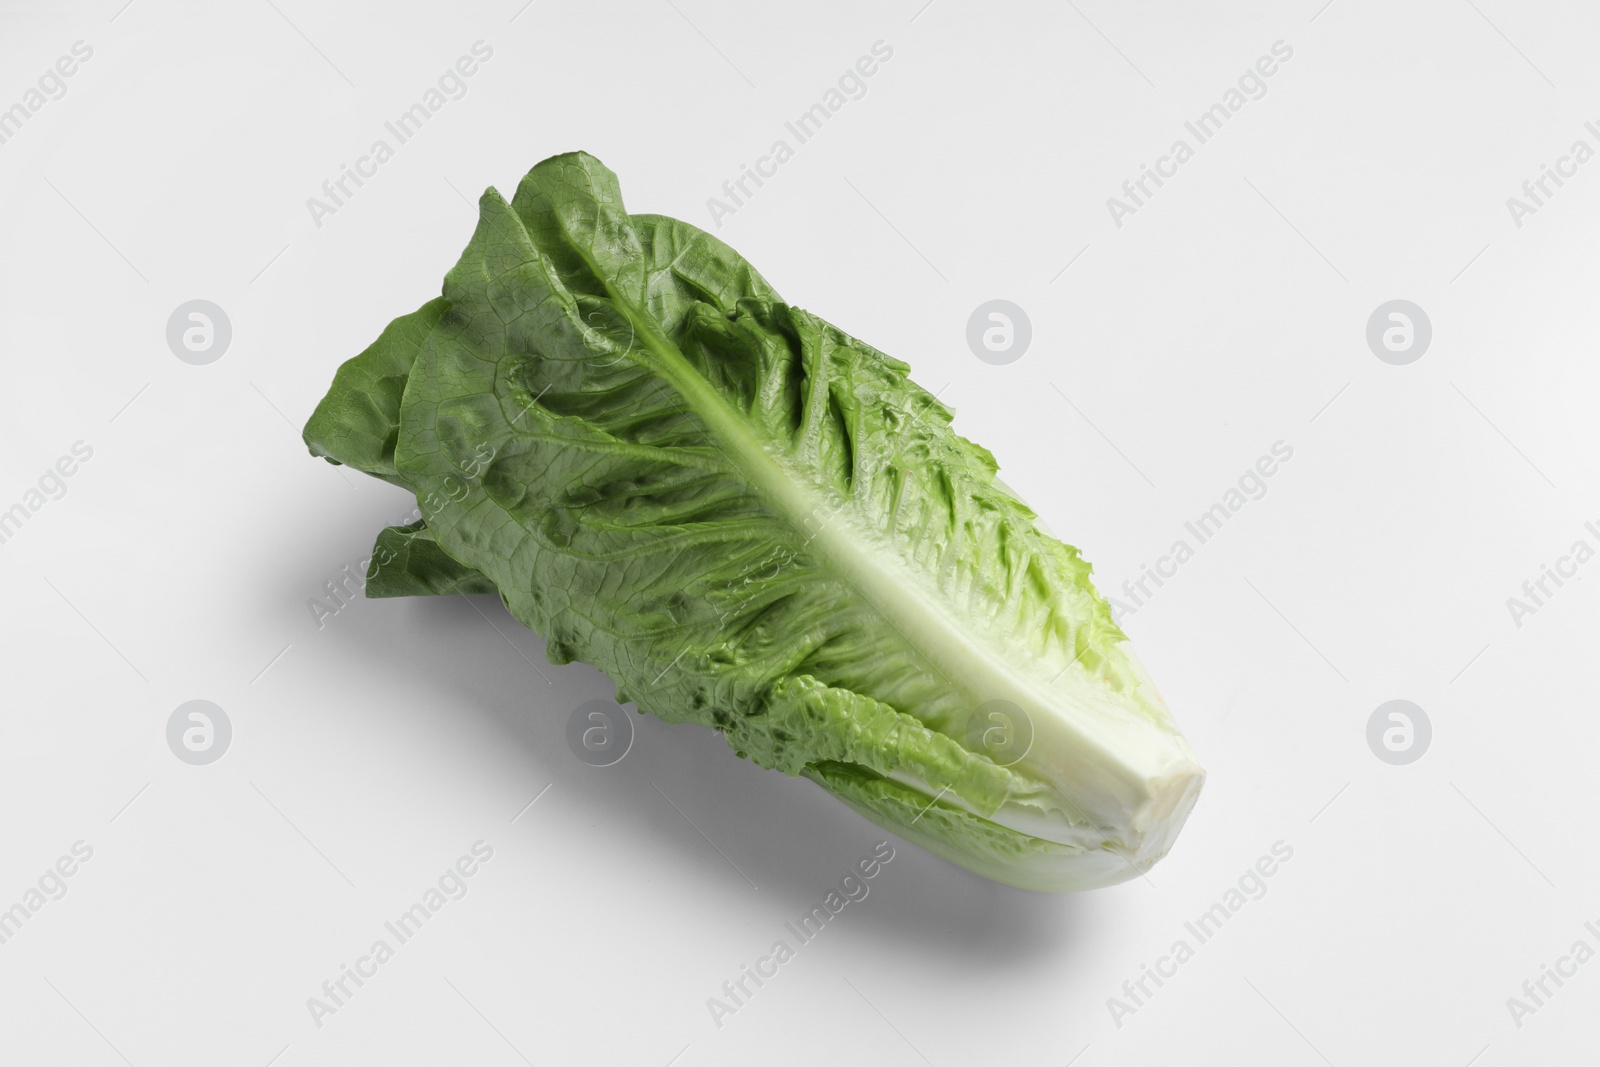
366,520,498,598
304,152,1203,891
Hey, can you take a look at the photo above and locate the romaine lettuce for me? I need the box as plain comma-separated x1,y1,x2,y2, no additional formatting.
304,152,1203,891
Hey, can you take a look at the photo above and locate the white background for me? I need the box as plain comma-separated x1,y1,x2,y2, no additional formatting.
2,1,1597,1064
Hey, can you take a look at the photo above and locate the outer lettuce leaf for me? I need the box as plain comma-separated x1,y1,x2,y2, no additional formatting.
366,520,498,598
306,297,448,487
303,152,1203,891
